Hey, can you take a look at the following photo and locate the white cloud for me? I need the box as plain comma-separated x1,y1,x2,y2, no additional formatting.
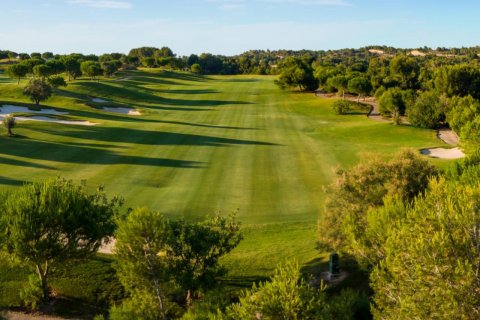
66,0,133,9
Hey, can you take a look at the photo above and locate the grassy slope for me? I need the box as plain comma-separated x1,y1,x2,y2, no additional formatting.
0,69,447,283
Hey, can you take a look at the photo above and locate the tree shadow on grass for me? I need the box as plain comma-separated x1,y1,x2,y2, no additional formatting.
65,82,252,107
0,176,28,186
30,126,280,147
0,138,203,168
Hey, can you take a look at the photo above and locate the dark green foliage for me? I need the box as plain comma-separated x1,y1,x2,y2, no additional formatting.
191,63,201,74
446,95,480,133
378,87,405,116
220,262,359,320
435,63,480,99
23,78,52,105
347,77,372,99
166,214,243,303
370,179,480,319
47,76,68,88
407,90,447,128
275,56,318,91
32,64,53,78
0,178,122,300
81,61,102,80
389,55,419,89
142,57,156,68
332,99,352,115
6,63,28,84
62,56,82,80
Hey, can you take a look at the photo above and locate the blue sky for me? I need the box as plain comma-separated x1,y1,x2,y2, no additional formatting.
1,0,479,55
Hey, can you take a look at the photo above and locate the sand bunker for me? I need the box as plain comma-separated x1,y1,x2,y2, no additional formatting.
92,98,109,103
421,147,465,159
0,104,96,126
0,105,68,115
102,107,141,115
13,116,97,126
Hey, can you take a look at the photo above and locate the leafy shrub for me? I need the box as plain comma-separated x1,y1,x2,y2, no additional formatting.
332,100,352,115
20,274,44,310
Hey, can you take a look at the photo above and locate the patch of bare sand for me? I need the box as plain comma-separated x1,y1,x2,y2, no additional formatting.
421,147,465,159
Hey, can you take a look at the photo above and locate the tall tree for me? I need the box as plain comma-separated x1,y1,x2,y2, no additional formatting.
0,178,122,300
113,208,171,320
275,56,318,91
23,78,52,105
6,63,29,84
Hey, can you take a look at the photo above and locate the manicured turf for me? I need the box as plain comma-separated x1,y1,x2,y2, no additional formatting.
0,68,446,280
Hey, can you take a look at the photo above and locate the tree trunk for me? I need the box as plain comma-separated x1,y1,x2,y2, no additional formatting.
36,262,49,300
342,90,345,100
8,127,13,136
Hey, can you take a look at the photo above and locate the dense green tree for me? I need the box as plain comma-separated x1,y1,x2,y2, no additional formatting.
166,214,242,305
275,56,318,91
62,56,81,80
30,52,42,59
434,63,480,99
378,87,405,117
23,58,45,74
45,59,65,75
47,76,68,89
347,77,372,101
389,55,419,89
187,54,199,67
446,95,480,133
6,63,29,84
370,179,480,319
101,60,121,77
23,78,52,105
0,178,121,300
221,262,358,320
407,90,447,128
142,57,156,68
80,61,102,80
32,64,53,79
113,208,173,320
191,63,201,74
327,75,349,98
7,51,18,60
198,53,224,74
41,52,54,60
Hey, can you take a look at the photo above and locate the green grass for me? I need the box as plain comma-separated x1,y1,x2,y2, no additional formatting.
0,69,449,286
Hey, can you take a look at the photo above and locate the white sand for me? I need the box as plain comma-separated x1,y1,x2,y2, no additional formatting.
0,105,96,125
421,147,465,159
98,239,116,254
0,105,68,115
102,107,141,116
92,98,109,103
13,116,97,126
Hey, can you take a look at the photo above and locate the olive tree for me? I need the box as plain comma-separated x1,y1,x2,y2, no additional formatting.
23,78,52,105
2,115,16,136
0,178,122,300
